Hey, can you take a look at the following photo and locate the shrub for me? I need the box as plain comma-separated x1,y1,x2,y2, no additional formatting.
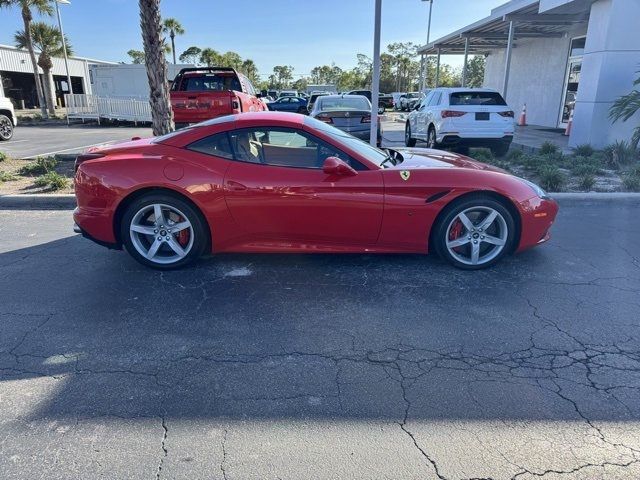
570,156,602,176
18,156,58,176
506,149,524,162
538,165,566,192
0,152,8,162
603,140,635,169
33,172,69,191
578,174,596,191
539,141,559,155
0,171,17,182
572,144,595,157
469,148,494,163
622,174,640,192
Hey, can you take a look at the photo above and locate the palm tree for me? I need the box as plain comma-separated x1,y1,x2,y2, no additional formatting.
0,0,53,118
162,17,184,64
15,22,72,116
199,48,222,67
139,0,173,135
609,69,640,149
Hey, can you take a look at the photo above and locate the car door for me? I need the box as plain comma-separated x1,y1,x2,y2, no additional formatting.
415,91,434,139
223,127,384,246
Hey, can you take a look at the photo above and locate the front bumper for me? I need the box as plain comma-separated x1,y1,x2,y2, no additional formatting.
517,197,559,252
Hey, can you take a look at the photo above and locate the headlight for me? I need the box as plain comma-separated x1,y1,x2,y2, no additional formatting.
519,178,548,198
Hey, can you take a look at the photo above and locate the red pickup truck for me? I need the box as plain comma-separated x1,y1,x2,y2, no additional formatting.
170,67,266,128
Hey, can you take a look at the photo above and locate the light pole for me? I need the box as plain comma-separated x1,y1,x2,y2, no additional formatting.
421,0,433,91
55,0,73,98
370,0,382,147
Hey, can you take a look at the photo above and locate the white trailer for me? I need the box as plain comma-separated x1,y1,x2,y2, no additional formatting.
89,63,191,98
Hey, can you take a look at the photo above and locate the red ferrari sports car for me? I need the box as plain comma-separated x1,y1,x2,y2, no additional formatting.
73,112,558,270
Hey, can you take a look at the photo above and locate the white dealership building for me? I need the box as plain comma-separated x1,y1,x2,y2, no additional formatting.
418,0,640,148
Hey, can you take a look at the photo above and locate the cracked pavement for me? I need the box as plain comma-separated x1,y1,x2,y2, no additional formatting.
0,199,639,479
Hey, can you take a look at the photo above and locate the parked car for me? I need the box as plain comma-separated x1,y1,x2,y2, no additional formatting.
392,92,406,111
73,112,558,270
309,94,381,146
170,67,266,128
400,92,421,111
267,96,308,113
405,87,515,156
378,94,394,110
346,90,391,111
0,95,17,141
279,90,298,98
307,92,330,112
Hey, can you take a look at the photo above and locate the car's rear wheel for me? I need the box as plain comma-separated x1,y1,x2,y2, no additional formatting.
405,123,416,147
0,114,14,141
427,126,438,149
121,193,208,269
433,195,515,270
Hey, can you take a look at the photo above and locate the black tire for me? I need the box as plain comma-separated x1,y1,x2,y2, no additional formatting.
120,192,209,270
0,114,14,141
427,126,438,149
491,143,510,158
431,195,516,270
405,123,416,147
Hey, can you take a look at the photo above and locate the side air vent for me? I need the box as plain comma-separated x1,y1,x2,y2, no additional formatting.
425,190,451,204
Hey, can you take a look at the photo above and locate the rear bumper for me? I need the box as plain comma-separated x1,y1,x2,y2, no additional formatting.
517,197,559,252
73,206,120,249
439,134,513,148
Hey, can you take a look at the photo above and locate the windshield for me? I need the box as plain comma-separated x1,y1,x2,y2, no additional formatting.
317,96,371,111
178,74,241,92
305,116,389,167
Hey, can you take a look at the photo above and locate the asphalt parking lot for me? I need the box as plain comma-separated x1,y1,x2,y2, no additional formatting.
1,124,153,159
1,199,639,479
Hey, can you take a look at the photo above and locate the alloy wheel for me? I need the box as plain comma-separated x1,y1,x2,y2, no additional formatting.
427,129,436,148
0,116,12,140
129,203,194,265
445,206,508,266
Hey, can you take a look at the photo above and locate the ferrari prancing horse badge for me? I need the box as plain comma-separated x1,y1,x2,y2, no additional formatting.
400,170,411,181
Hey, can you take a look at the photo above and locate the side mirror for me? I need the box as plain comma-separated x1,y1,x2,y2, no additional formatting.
323,156,357,176
413,104,420,111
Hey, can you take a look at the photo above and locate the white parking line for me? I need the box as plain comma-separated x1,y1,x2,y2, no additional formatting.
25,141,119,159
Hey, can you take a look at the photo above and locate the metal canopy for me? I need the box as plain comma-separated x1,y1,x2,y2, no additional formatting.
417,1,588,56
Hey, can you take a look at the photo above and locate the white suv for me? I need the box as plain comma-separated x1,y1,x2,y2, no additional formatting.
405,88,514,156
0,95,17,141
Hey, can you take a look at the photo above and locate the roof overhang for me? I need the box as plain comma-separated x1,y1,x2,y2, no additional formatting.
417,0,589,55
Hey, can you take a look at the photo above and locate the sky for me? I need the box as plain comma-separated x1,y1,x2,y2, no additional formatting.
0,0,507,78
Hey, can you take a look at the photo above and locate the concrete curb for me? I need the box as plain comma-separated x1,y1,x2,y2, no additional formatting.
0,194,76,209
2,192,640,211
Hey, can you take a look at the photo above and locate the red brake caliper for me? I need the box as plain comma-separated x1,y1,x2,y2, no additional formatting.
177,216,190,247
449,219,463,250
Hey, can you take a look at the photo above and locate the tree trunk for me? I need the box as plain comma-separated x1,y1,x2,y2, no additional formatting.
170,32,176,64
43,69,56,115
21,6,47,118
139,0,174,135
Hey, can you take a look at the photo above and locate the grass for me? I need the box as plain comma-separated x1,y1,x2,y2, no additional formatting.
622,174,640,192
572,144,595,157
33,171,69,191
18,156,58,176
538,165,566,192
578,174,596,191
602,140,636,169
0,171,17,182
539,141,559,155
0,152,8,163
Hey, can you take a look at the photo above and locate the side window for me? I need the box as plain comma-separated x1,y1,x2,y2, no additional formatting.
228,128,367,170
187,132,234,159
428,92,441,106
421,92,434,109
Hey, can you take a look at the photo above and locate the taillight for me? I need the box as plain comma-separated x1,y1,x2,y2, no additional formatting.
361,115,371,123
317,115,333,124
231,96,241,113
75,153,104,172
441,110,466,118
498,111,515,117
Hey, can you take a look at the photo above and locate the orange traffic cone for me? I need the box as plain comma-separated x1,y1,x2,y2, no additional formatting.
517,103,527,126
564,108,573,136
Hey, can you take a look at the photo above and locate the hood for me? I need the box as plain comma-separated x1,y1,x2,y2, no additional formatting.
388,148,508,174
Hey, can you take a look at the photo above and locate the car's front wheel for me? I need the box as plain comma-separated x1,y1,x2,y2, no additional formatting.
432,195,516,269
405,123,416,147
427,126,438,149
121,193,208,269
0,114,14,141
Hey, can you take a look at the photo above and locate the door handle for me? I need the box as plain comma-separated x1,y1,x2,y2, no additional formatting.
226,180,248,192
